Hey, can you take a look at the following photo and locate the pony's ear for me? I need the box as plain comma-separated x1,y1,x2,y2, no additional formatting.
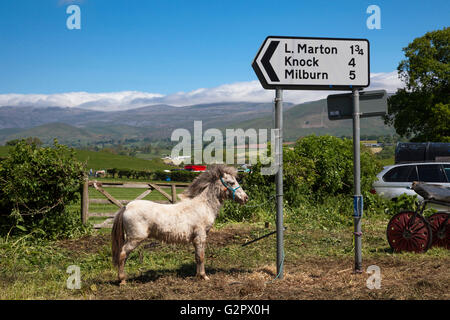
210,164,224,181
215,166,224,179
209,164,237,181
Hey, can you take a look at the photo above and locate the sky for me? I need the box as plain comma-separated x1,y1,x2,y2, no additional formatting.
0,0,448,110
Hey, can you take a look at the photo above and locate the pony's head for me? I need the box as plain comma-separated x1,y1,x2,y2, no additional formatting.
184,164,249,204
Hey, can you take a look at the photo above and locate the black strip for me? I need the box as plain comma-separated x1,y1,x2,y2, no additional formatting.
261,40,280,82
1,300,445,318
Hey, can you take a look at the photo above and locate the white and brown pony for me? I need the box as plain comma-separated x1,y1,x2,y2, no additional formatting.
111,165,248,284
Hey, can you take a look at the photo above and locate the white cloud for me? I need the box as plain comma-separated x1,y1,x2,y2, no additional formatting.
0,71,404,111
367,71,404,91
281,71,404,105
0,91,164,111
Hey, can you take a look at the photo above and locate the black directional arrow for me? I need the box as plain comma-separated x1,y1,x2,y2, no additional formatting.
261,40,280,82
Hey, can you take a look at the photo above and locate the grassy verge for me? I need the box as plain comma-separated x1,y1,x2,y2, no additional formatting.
0,204,448,299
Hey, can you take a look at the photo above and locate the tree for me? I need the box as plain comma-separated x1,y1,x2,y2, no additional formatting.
385,27,449,142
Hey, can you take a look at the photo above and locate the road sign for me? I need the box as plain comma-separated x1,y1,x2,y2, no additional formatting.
327,89,387,120
252,35,373,278
252,36,370,90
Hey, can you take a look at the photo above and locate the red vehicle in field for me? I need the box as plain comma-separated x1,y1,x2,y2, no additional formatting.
184,165,207,172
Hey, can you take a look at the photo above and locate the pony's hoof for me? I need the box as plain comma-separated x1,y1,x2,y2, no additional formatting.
197,274,210,281
119,280,127,286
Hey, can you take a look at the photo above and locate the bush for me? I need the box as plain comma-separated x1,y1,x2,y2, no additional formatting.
220,135,383,222
169,170,200,182
249,135,381,201
153,170,199,182
289,135,381,198
373,193,436,216
0,139,87,239
103,168,198,182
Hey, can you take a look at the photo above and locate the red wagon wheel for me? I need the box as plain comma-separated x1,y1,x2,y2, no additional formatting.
428,212,450,249
386,211,432,253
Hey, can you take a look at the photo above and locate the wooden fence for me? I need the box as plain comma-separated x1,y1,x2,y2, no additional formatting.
80,178,190,229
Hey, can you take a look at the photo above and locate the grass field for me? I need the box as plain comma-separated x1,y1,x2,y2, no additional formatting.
0,146,172,171
377,156,395,167
1,197,448,300
0,146,8,157
74,149,171,171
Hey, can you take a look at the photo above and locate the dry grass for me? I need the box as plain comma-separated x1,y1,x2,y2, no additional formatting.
40,223,450,300
81,256,449,300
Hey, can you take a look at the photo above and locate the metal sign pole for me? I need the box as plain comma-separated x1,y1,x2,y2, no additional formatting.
253,35,371,279
352,88,363,273
275,88,284,279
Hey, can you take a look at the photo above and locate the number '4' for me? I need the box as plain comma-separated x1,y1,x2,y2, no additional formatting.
348,58,356,67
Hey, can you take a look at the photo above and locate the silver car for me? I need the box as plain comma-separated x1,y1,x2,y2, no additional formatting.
372,162,450,211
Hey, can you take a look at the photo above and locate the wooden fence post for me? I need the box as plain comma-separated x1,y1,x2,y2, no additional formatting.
81,176,89,225
171,184,177,203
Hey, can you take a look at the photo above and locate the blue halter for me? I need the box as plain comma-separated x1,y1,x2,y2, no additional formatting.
220,177,241,200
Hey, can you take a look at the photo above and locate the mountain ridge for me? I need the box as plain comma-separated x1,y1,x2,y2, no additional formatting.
0,99,395,146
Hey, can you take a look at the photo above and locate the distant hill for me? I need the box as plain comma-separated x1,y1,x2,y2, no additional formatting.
0,102,293,130
229,98,395,140
0,102,294,145
0,99,395,146
0,106,104,129
1,123,98,146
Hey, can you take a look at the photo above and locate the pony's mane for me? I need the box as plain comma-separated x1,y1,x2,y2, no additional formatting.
184,165,237,199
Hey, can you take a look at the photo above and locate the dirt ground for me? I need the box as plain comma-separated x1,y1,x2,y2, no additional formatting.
56,225,450,300
98,257,449,300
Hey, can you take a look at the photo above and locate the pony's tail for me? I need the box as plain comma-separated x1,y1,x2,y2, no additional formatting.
111,206,126,267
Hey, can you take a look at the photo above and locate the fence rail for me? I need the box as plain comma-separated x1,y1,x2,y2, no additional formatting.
80,178,189,229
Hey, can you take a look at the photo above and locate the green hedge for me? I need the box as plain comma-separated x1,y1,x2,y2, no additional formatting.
102,168,201,182
219,135,384,223
0,139,88,239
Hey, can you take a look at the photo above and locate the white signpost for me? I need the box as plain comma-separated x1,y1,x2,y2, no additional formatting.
253,36,370,90
252,36,370,278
